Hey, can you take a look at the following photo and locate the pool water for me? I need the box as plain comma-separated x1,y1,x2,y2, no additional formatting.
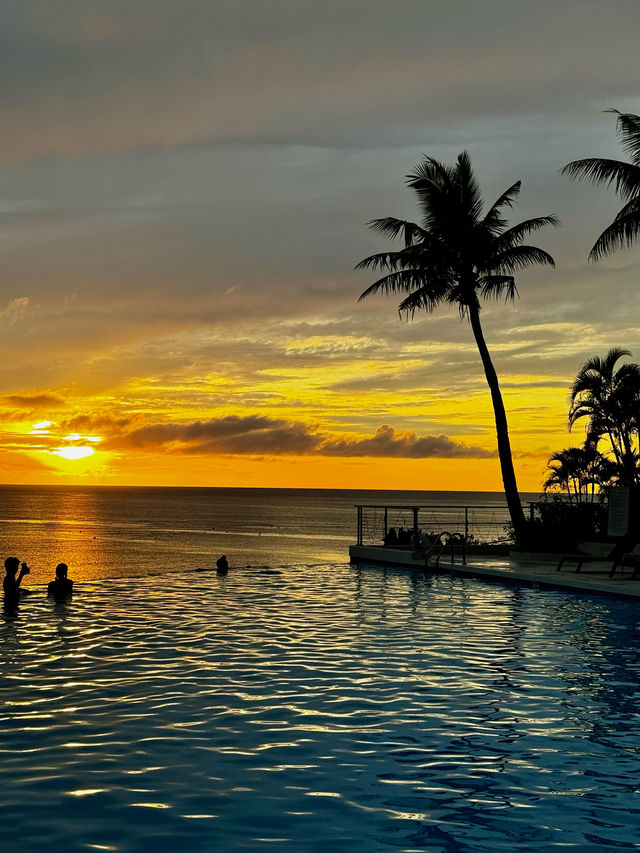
2,563,640,852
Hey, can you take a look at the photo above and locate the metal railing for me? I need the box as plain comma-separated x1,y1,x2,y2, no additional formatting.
424,530,467,568
355,503,515,547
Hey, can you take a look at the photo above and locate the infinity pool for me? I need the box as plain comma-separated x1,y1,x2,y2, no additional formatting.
2,563,640,852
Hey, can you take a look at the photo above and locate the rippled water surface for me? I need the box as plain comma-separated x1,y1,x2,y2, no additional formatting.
2,563,640,853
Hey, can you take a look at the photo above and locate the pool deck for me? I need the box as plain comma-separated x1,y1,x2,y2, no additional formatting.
349,544,640,599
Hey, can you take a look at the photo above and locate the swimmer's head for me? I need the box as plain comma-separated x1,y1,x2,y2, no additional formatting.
4,557,19,574
55,563,68,578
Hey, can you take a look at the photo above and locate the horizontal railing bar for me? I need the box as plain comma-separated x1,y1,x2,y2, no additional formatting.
353,504,511,510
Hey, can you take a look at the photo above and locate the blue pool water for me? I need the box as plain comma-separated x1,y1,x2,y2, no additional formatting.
2,562,640,852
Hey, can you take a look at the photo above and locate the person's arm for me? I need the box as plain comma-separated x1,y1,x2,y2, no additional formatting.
17,563,30,587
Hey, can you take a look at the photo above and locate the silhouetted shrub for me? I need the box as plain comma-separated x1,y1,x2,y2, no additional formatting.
514,495,607,551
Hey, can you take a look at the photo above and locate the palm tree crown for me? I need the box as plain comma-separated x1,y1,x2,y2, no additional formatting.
562,110,640,260
569,346,640,484
544,446,615,504
357,152,557,316
356,152,557,541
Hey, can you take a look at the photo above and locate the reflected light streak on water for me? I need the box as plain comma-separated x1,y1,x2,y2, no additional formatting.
1,564,640,852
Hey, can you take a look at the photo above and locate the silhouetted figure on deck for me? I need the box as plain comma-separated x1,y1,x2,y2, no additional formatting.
384,527,398,547
216,555,229,576
397,527,412,548
3,557,30,603
48,563,74,599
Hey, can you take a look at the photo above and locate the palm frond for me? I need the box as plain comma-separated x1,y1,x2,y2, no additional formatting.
358,269,440,302
590,207,640,260
455,151,484,223
478,275,518,301
355,251,411,273
483,181,521,232
407,156,454,189
396,281,453,316
407,157,458,231
608,109,640,164
492,216,560,253
490,245,555,274
368,217,427,247
561,157,640,201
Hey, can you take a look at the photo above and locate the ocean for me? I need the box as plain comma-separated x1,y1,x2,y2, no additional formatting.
0,486,540,584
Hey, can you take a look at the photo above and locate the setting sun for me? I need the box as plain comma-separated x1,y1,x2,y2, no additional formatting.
51,446,96,461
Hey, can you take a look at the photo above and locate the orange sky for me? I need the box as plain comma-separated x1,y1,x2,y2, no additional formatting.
1,2,639,493
0,339,586,492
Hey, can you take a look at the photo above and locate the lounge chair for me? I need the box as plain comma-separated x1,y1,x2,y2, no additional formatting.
557,535,637,575
609,543,640,579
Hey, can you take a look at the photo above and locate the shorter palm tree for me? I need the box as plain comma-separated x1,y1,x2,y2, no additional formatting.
569,347,640,485
562,110,640,260
544,446,615,504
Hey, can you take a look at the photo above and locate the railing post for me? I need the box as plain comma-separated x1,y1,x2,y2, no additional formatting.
412,506,419,542
464,506,469,541
357,506,363,546
384,507,388,542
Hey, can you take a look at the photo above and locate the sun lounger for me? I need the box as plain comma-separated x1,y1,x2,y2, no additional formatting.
557,537,637,575
556,551,594,573
609,544,640,578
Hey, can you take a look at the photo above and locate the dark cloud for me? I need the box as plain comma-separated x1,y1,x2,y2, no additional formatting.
104,415,321,455
60,412,143,433
104,416,493,459
2,390,65,408
321,425,495,459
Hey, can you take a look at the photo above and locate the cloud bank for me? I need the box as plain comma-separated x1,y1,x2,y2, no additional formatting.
103,415,494,459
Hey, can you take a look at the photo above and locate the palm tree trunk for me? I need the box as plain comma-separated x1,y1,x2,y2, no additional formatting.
468,304,527,544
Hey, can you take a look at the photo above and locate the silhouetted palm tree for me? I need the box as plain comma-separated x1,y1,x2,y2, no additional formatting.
544,446,615,504
356,152,557,542
562,110,640,260
569,347,640,484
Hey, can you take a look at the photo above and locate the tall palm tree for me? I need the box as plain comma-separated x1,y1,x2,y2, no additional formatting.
356,152,557,542
569,347,640,485
562,110,640,260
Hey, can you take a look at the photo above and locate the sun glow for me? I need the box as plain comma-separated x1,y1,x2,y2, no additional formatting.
52,446,96,461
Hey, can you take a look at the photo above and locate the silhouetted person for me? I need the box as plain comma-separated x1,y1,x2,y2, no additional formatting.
48,563,73,599
384,527,398,547
3,557,30,602
216,555,229,576
397,526,412,547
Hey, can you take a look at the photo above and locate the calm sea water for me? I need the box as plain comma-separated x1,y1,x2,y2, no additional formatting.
0,486,539,584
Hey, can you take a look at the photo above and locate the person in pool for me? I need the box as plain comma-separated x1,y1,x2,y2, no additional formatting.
48,563,74,599
3,557,31,602
216,555,229,576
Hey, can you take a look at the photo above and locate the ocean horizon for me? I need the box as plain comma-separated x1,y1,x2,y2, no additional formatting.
0,485,543,584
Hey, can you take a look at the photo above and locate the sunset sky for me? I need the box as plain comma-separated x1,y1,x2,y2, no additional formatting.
1,0,639,491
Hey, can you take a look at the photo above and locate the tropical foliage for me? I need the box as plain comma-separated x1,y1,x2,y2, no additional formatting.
356,152,557,542
544,348,640,505
562,110,640,260
569,347,640,486
543,446,616,504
